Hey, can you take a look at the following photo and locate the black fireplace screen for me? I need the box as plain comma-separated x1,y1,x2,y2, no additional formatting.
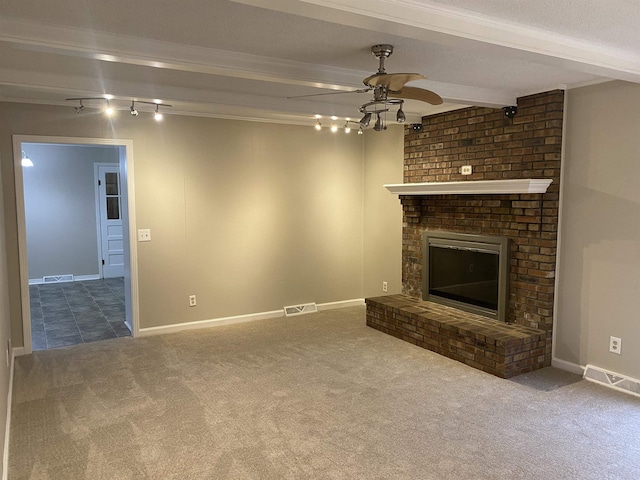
429,245,498,310
423,232,509,321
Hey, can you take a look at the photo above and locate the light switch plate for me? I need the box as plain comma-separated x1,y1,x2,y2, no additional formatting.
138,229,151,242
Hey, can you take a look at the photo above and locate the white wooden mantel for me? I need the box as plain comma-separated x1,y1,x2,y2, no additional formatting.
384,179,553,195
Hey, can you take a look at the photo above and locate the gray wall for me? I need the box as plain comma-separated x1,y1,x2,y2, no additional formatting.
1,103,374,344
0,153,12,478
363,125,403,297
556,81,640,379
22,144,119,280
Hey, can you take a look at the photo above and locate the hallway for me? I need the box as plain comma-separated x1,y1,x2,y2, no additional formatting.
29,278,131,350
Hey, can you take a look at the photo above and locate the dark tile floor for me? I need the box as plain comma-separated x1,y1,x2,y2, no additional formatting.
29,278,131,350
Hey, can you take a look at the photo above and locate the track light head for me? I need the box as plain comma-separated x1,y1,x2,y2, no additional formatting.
315,119,322,130
74,104,85,113
503,106,518,119
154,105,163,121
360,112,372,127
130,102,138,116
396,106,406,123
104,100,114,116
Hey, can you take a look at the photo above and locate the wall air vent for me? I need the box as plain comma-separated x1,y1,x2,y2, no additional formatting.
284,303,317,317
43,274,74,283
583,364,640,398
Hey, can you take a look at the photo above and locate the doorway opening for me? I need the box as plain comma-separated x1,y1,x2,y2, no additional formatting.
13,136,140,353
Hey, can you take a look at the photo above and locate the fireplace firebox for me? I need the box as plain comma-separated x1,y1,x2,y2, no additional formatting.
422,231,509,322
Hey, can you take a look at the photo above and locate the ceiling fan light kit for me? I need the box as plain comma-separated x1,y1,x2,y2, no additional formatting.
309,44,444,133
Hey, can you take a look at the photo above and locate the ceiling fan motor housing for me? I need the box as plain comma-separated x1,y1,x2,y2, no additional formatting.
371,44,394,58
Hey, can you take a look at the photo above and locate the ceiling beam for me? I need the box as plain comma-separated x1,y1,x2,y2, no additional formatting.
0,16,514,107
231,0,640,83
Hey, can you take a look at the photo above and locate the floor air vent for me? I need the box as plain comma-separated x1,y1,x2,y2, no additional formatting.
284,303,317,317
583,364,640,398
43,274,74,283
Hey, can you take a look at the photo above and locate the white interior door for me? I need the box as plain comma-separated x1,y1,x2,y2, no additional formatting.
97,165,124,278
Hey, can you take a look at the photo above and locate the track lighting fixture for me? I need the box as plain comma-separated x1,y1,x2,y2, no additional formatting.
21,150,34,167
396,107,406,123
357,126,364,135
66,97,171,120
312,117,363,134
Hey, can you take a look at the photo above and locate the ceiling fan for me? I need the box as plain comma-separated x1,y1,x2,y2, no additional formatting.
293,44,443,131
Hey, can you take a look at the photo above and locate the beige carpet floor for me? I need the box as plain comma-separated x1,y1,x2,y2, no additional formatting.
9,306,640,479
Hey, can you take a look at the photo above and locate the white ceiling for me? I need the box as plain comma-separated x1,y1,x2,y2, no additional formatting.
1,0,638,127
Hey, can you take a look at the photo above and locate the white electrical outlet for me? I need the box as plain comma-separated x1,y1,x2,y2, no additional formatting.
609,336,622,355
189,295,197,307
138,229,151,242
382,281,388,293
460,165,472,175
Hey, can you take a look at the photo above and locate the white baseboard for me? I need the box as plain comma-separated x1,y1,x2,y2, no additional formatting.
3,347,16,480
552,357,585,375
28,274,100,285
138,298,365,338
11,348,24,358
74,275,101,282
139,309,284,337
317,298,365,310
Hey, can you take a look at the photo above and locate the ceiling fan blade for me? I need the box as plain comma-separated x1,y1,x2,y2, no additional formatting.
286,88,370,99
363,73,426,91
389,86,443,105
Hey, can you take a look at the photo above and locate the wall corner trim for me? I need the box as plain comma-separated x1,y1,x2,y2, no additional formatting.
10,348,25,358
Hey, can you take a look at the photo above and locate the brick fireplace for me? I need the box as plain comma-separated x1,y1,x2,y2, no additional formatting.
366,90,563,378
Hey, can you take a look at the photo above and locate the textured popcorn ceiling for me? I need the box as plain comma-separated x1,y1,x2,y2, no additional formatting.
425,0,640,51
0,0,638,124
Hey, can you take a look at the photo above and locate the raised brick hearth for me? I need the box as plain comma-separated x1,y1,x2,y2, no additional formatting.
366,295,546,378
367,90,563,378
